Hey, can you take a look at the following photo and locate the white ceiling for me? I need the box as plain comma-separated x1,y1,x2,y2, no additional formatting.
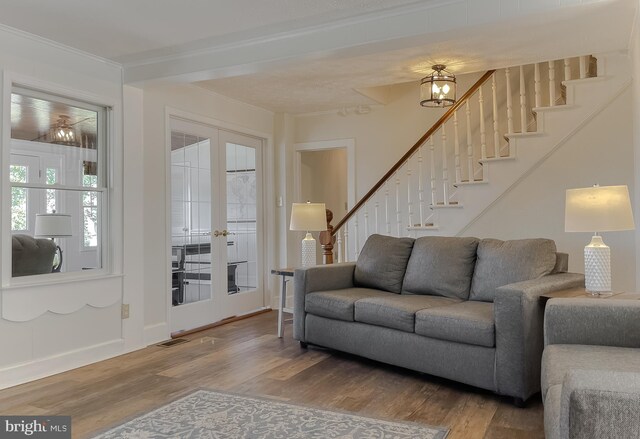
0,0,422,60
0,0,636,114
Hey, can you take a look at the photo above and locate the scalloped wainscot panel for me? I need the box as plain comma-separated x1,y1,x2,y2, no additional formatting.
1,275,122,322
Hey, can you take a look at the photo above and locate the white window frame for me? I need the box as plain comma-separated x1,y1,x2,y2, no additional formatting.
1,77,117,287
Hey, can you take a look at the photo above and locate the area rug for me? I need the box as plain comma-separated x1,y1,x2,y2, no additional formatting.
92,389,449,438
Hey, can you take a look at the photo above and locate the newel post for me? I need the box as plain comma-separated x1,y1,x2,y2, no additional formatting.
319,209,335,264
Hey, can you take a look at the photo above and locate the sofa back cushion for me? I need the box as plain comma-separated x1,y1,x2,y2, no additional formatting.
470,238,557,302
354,234,415,294
402,236,479,300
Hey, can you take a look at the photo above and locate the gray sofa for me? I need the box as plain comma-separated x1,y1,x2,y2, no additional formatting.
12,234,56,277
542,298,640,438
294,234,584,404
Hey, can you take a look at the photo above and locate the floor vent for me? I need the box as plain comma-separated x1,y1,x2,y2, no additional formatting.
157,338,189,347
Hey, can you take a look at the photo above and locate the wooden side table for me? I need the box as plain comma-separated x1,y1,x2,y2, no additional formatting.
540,287,640,305
271,268,295,338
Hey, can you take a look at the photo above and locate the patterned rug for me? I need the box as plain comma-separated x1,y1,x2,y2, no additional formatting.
93,390,449,438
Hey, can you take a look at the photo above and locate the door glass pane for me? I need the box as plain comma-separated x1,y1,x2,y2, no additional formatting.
226,142,257,295
171,130,212,306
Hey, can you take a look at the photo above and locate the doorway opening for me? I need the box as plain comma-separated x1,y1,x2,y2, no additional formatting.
294,139,355,264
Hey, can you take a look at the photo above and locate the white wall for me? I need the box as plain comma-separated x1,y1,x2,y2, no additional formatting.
632,4,640,288
462,90,635,291
141,84,274,340
0,26,139,388
294,74,482,201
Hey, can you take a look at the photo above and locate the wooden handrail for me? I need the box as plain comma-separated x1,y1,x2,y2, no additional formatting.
332,69,496,235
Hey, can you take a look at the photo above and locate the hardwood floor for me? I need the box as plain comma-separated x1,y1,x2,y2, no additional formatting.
0,312,544,438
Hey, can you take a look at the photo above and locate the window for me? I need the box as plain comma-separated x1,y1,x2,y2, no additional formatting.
82,163,98,248
10,165,28,231
8,87,108,277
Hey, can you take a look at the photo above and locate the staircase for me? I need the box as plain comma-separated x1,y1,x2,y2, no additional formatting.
331,52,630,262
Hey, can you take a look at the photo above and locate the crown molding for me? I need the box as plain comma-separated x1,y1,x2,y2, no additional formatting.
0,23,122,71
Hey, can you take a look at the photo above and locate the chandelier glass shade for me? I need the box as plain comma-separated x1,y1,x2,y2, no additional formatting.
420,64,457,107
52,115,75,144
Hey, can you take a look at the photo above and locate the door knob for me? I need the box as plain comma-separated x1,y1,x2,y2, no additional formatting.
213,230,229,237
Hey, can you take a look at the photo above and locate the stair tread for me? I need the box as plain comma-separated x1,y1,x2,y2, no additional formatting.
480,155,515,163
533,104,575,112
431,202,463,209
505,131,545,139
407,223,438,231
455,179,487,186
562,76,605,86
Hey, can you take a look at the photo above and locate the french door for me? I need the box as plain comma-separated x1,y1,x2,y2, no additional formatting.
169,118,264,333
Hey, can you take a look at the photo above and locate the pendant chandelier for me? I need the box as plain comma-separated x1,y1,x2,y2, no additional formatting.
52,115,75,144
420,64,457,107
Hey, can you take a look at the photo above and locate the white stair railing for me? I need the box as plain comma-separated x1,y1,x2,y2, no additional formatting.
333,56,595,262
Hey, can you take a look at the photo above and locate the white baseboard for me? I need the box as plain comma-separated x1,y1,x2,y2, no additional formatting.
0,338,125,390
144,322,169,345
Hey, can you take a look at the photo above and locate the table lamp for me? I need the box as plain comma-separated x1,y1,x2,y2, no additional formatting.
35,211,73,272
565,185,635,294
290,202,327,267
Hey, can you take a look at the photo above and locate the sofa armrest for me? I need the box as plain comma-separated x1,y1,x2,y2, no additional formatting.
293,263,356,341
545,298,640,348
494,272,585,399
559,370,640,439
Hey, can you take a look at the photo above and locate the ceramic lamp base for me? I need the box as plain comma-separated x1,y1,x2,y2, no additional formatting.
301,232,316,267
584,235,611,294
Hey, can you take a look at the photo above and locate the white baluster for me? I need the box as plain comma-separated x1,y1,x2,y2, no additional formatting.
505,67,514,134
534,63,541,108
354,215,359,259
407,165,413,228
374,200,379,234
395,172,401,236
466,101,474,182
385,186,390,235
441,125,449,204
564,58,571,82
453,111,461,183
479,85,486,160
549,60,556,106
418,145,425,225
492,73,501,158
519,65,527,133
429,136,436,206
364,205,369,237
343,227,349,262
336,229,343,263
579,56,588,79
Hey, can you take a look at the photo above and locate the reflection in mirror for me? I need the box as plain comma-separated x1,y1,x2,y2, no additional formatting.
9,88,105,277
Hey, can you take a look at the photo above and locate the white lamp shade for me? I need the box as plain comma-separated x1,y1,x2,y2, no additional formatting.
290,203,326,232
35,213,73,237
565,185,635,233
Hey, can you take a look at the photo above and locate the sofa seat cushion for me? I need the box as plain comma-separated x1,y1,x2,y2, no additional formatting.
470,238,557,302
305,288,392,322
541,344,640,401
354,234,415,294
402,236,479,300
415,301,495,347
354,294,460,333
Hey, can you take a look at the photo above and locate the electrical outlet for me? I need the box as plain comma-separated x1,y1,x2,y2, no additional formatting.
121,303,130,319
